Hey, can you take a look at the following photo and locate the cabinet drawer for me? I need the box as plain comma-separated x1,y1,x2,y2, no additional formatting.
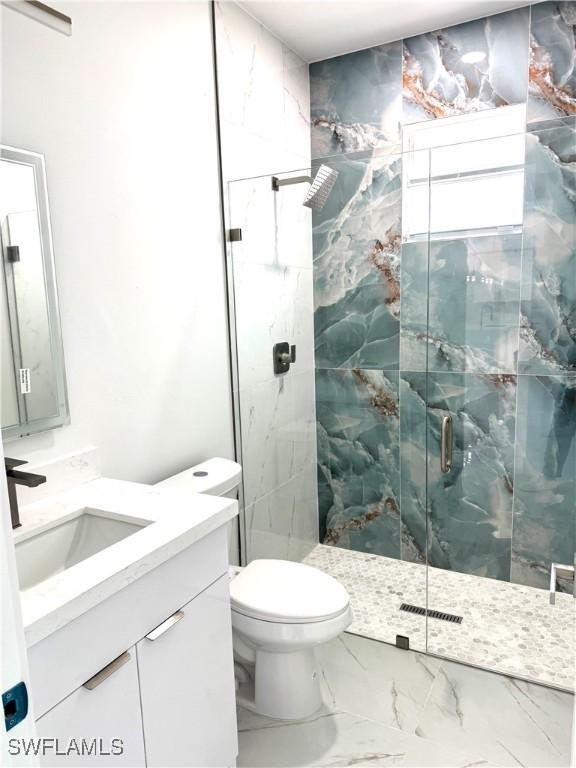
29,526,228,718
137,575,238,767
36,647,145,767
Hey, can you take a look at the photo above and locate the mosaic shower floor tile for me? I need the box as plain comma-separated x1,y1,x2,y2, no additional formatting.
303,544,574,691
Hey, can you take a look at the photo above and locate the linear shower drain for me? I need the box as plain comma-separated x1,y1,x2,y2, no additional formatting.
400,603,463,624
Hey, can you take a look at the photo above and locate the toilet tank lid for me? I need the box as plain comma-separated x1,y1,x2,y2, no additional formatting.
156,457,242,496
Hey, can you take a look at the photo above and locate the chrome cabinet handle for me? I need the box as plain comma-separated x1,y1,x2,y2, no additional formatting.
83,651,131,690
145,609,184,641
440,415,453,474
549,563,575,605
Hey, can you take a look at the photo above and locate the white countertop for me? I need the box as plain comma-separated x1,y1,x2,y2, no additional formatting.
14,478,237,647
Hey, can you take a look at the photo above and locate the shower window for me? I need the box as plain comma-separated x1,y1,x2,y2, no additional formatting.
402,105,526,241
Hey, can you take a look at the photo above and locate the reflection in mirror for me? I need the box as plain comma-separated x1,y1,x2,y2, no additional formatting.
1,145,68,439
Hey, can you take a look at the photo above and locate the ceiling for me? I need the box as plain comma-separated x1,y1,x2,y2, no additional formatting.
237,0,536,62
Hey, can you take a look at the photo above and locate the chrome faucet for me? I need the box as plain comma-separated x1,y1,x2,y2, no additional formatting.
5,458,46,529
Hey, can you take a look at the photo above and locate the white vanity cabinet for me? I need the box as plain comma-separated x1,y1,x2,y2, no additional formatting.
28,527,238,768
137,575,238,767
36,648,146,767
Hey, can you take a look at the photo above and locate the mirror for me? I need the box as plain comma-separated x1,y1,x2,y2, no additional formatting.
1,145,68,439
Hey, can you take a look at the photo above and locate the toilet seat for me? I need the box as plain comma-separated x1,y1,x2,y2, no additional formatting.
230,559,350,624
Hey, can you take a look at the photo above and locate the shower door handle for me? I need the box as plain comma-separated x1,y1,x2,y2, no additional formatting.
440,415,453,474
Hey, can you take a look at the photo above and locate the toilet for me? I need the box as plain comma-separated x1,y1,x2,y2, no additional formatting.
156,457,352,721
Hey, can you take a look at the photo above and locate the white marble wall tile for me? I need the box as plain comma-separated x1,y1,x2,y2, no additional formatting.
240,375,291,505
228,174,314,270
244,460,318,561
415,660,574,767
215,1,310,183
282,45,311,164
216,1,284,146
240,370,316,508
233,261,314,390
275,181,315,270
233,261,297,388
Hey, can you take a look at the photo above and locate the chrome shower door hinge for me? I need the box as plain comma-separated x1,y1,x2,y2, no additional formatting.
550,563,575,604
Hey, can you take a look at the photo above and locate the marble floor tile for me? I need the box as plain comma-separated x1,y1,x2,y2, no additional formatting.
237,634,573,767
238,706,403,767
317,633,440,733
415,660,574,768
396,739,500,768
237,705,493,768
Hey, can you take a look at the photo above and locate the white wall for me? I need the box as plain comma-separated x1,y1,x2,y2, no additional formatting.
215,2,318,562
1,1,234,483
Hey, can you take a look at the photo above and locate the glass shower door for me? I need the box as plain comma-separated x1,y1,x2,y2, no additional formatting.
422,126,575,690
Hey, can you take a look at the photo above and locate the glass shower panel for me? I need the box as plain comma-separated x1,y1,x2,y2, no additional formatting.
424,130,575,691
227,171,319,565
229,147,434,654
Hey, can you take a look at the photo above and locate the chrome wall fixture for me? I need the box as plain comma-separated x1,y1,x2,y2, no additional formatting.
272,164,339,210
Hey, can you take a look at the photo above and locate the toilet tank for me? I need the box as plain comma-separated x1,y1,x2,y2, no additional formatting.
155,457,242,498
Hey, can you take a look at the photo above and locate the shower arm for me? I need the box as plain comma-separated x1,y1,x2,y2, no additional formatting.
271,175,312,191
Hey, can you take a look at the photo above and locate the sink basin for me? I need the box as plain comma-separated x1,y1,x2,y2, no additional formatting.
15,509,149,591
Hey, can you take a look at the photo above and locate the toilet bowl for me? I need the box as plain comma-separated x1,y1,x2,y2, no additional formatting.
230,559,352,720
156,458,352,720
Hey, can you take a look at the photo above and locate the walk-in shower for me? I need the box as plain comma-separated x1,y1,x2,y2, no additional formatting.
226,106,575,693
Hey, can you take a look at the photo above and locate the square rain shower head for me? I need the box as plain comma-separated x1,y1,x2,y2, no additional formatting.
303,164,339,210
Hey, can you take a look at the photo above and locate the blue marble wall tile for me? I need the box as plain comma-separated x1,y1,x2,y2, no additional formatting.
399,372,428,563
401,372,516,579
310,42,402,159
511,374,576,590
528,2,576,123
310,1,573,592
313,152,402,370
519,118,576,373
401,236,522,373
315,368,402,557
400,242,429,372
402,7,530,123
